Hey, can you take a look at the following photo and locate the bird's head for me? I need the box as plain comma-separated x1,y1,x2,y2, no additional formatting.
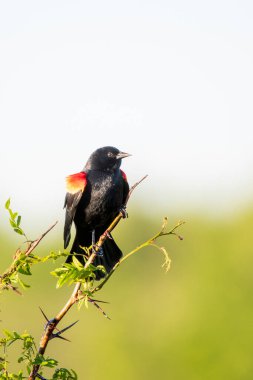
85,146,131,172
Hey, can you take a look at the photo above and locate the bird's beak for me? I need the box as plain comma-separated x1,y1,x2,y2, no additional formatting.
116,151,131,160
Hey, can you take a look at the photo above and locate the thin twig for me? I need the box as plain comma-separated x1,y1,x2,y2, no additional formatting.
124,175,148,205
25,221,58,256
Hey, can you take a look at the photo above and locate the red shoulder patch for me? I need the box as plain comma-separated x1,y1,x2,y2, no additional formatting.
120,169,128,182
66,172,87,194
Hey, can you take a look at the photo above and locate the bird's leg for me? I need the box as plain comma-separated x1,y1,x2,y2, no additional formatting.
92,229,96,255
92,229,103,256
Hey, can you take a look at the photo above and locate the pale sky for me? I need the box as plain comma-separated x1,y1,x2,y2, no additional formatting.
1,1,253,228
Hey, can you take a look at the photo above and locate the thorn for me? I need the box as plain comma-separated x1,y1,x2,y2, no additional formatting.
89,298,111,320
8,284,22,295
39,307,49,322
39,307,60,332
54,335,71,342
56,320,79,334
39,306,76,341
49,320,78,341
89,298,110,304
36,374,48,380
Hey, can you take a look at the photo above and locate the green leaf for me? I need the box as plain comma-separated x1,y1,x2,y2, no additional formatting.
5,198,10,209
33,354,58,367
77,297,84,310
95,264,106,274
18,277,30,289
13,332,21,339
53,368,78,379
26,365,31,376
18,264,32,276
51,267,69,276
14,228,24,236
84,295,89,309
56,272,74,288
17,215,21,226
9,219,17,228
12,212,18,220
72,256,83,269
3,329,15,339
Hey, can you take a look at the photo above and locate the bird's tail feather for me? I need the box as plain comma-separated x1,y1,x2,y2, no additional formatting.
95,238,122,279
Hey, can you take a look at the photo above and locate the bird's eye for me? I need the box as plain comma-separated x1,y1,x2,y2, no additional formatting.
107,152,114,158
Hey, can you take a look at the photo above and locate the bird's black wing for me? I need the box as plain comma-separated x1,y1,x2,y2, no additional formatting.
63,171,87,249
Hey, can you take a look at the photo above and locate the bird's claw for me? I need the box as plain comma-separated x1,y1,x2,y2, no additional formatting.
49,320,78,341
95,246,104,257
120,206,128,218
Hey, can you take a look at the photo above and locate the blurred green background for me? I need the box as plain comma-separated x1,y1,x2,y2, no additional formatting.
1,205,253,379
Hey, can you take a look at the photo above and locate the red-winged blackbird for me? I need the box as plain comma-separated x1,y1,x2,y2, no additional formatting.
64,146,130,279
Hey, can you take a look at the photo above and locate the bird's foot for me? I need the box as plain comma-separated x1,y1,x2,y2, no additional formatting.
95,246,104,257
120,205,128,218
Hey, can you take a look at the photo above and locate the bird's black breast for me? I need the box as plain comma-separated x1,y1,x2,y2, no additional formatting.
74,169,124,231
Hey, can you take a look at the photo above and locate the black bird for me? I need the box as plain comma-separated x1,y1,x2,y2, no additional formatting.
64,146,130,279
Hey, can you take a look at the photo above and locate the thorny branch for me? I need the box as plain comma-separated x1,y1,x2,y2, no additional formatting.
28,175,148,380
